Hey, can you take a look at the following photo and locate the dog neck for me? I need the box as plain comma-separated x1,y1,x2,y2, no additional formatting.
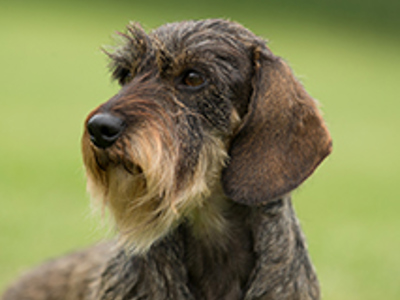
97,195,319,300
181,190,255,299
186,191,233,245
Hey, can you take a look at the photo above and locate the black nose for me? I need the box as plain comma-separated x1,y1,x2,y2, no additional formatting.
87,113,125,149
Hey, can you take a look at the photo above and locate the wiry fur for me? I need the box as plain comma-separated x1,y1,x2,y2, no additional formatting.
82,72,234,253
2,19,331,300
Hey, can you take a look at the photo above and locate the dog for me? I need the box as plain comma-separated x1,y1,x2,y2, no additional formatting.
2,19,332,300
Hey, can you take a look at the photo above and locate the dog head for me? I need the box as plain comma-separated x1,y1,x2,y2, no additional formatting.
81,19,332,253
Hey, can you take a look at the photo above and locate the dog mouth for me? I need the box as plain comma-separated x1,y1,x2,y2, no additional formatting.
90,142,144,178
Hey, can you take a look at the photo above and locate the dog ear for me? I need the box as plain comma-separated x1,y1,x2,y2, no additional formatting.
222,46,332,206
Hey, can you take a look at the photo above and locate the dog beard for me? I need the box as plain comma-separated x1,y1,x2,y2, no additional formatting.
82,112,230,254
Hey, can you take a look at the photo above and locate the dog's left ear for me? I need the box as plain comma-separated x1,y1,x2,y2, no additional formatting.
222,45,332,206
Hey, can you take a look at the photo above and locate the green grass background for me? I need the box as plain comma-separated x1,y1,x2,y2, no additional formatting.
1,0,399,299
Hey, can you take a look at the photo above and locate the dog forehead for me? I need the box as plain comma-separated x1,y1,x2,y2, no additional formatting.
150,19,241,39
149,19,257,54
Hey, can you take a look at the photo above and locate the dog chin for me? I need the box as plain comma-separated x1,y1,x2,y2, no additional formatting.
86,162,181,255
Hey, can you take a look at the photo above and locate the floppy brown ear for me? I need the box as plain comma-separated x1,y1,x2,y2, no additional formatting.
222,46,332,206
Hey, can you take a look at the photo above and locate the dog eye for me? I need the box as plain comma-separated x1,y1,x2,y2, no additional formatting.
115,68,133,85
181,71,206,89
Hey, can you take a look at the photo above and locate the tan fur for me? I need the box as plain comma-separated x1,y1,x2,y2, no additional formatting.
84,115,232,253
2,19,330,300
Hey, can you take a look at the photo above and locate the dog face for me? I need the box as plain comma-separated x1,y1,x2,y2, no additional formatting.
81,19,332,253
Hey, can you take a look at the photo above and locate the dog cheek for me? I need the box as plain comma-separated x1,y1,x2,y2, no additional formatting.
197,96,233,133
175,115,204,187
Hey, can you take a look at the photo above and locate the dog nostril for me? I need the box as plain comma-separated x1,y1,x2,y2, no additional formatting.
87,113,125,149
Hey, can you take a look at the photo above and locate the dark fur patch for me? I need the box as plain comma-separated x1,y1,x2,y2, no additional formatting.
3,19,331,300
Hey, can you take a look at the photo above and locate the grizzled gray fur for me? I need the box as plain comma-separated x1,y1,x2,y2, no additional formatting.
2,19,332,300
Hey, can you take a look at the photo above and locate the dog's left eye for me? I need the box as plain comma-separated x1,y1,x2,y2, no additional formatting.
115,68,133,85
180,70,207,89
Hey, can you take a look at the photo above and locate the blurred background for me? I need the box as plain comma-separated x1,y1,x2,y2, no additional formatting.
1,0,399,299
